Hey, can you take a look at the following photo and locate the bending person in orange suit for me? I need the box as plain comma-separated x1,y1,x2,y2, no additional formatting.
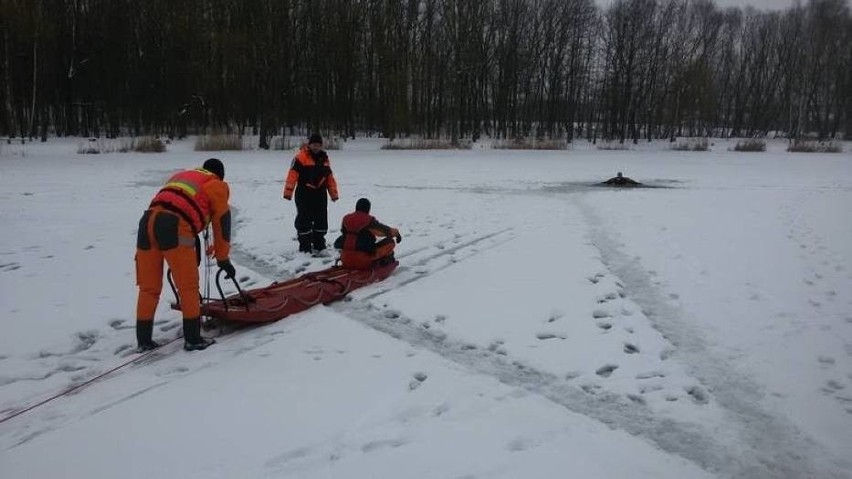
135,158,235,352
334,198,402,270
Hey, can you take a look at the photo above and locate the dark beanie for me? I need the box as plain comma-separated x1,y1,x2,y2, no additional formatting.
355,198,371,213
203,158,225,180
308,133,323,145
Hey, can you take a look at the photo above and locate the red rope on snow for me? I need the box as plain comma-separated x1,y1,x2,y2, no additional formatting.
0,336,182,425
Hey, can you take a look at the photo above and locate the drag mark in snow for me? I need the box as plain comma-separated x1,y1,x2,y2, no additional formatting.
0,262,21,272
86,381,169,417
357,228,515,301
332,298,737,476
575,197,827,479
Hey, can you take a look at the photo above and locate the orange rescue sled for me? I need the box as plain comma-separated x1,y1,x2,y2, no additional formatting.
173,260,398,323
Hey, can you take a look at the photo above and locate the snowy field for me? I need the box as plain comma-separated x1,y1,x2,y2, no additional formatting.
0,137,850,478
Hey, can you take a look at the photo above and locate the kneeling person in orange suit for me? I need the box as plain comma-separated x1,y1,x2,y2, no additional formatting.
334,198,402,270
135,158,236,352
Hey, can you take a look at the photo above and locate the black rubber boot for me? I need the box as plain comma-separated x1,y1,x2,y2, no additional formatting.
298,234,313,253
136,321,161,352
183,317,216,351
311,232,326,252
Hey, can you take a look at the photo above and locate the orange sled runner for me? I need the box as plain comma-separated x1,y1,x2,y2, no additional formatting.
171,260,398,323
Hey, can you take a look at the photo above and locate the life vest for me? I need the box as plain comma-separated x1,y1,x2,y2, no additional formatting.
283,147,339,200
294,148,331,190
340,211,377,254
150,168,218,234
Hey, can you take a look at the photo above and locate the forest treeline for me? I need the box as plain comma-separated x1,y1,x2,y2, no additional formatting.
1,0,850,144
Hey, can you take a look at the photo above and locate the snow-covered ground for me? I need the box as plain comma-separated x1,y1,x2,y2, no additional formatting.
0,137,850,478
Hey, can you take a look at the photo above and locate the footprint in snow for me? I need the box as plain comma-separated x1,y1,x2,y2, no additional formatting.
108,319,133,330
114,344,134,356
581,383,603,395
821,380,845,395
623,343,640,354
596,364,618,377
818,356,836,366
411,371,428,385
597,292,618,303
592,310,611,319
72,331,99,353
159,321,180,332
361,438,407,453
303,347,324,357
686,386,710,404
639,384,664,394
506,438,534,452
432,403,450,416
536,332,565,340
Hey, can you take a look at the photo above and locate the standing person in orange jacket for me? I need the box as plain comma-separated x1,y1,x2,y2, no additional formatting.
282,133,339,253
135,158,235,352
333,198,402,270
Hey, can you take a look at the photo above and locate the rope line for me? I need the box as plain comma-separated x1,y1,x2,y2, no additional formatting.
0,336,182,426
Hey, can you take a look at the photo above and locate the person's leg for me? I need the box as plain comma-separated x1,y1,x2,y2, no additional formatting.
311,195,329,251
157,215,214,350
294,195,313,253
135,249,164,349
373,238,396,265
135,210,163,350
163,246,201,319
164,237,216,350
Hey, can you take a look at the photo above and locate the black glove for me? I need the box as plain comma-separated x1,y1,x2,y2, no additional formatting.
217,259,236,279
390,228,402,243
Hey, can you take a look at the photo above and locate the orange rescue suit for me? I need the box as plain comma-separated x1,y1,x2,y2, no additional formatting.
136,168,231,320
282,146,339,201
338,211,397,270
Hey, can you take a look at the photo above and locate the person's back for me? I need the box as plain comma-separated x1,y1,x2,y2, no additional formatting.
135,158,235,352
602,171,641,186
335,198,401,270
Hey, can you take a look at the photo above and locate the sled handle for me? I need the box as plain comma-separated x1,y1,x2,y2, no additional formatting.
215,268,252,312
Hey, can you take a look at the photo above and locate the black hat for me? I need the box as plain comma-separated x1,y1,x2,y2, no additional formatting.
203,158,225,180
355,198,371,213
308,133,323,145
